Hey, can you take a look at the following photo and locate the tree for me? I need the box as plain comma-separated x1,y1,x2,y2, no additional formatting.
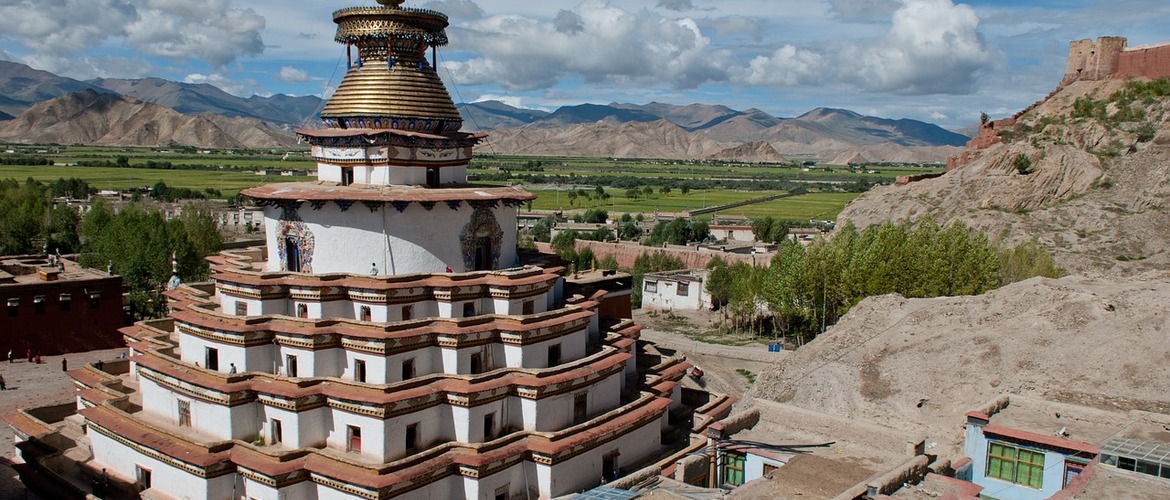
751,216,774,243
705,257,733,309
551,229,579,263
1013,153,1033,175
531,215,556,242
626,188,641,200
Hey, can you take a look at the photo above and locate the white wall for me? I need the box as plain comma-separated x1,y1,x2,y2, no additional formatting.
89,429,237,500
643,278,708,311
263,203,520,276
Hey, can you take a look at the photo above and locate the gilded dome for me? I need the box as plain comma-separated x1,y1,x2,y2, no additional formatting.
320,2,462,133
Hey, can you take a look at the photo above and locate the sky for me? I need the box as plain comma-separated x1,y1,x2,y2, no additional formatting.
0,0,1168,129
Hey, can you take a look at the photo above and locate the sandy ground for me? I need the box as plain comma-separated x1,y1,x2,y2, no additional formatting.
752,274,1170,460
0,347,127,500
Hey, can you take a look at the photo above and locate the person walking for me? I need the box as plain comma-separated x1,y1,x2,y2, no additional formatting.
6,349,12,363
0,373,6,390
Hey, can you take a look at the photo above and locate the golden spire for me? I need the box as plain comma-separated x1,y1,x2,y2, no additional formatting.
321,0,462,133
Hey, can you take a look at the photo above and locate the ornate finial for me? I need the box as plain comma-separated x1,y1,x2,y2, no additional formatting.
167,251,182,291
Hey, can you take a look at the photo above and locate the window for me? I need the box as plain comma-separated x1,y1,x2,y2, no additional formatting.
762,463,779,477
405,423,419,452
296,303,308,318
463,302,475,317
547,344,562,367
986,442,1045,489
644,281,657,293
426,167,439,188
88,291,100,307
59,293,71,311
6,298,17,316
401,305,413,321
722,452,746,486
177,400,191,427
494,485,509,500
354,359,367,383
360,305,372,321
284,237,301,272
470,353,483,374
402,358,415,381
205,347,219,371
135,465,152,491
573,393,588,424
347,425,362,453
285,355,298,377
522,300,534,315
677,282,690,296
603,452,620,482
341,167,354,186
235,301,248,316
33,295,45,314
483,412,495,441
271,419,283,444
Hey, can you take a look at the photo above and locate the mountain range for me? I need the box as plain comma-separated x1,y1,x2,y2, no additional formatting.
0,59,968,160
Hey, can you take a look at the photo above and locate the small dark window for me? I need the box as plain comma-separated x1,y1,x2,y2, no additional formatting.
425,167,439,188
205,347,219,371
235,301,248,316
405,423,419,452
354,359,367,383
177,400,191,427
522,300,534,315
548,344,561,367
470,353,483,374
483,412,495,441
677,282,690,296
33,296,45,314
360,305,371,322
286,355,298,377
59,293,71,311
136,465,152,491
7,298,18,316
271,418,283,444
603,453,619,482
573,393,587,424
402,358,415,381
401,305,413,321
342,168,355,186
348,425,362,453
88,292,100,307
644,281,657,293
296,303,308,318
463,302,475,317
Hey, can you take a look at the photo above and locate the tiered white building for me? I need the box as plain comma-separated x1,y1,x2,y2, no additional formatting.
35,1,693,498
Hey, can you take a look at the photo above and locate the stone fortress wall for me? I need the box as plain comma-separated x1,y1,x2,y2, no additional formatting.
944,36,1170,172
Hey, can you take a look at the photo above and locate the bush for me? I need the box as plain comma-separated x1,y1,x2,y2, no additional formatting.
1013,153,1033,175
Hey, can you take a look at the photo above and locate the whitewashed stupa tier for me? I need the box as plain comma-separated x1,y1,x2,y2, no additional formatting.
65,1,693,499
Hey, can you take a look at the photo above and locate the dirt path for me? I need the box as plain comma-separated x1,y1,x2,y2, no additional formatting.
0,347,128,500
638,327,783,399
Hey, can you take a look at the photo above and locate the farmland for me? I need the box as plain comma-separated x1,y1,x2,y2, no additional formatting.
0,144,937,219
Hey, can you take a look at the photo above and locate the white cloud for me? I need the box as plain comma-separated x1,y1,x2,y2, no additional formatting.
734,0,998,95
734,45,825,86
657,0,696,12
827,0,901,23
0,0,264,70
276,66,311,83
444,1,731,91
421,0,485,20
844,0,998,94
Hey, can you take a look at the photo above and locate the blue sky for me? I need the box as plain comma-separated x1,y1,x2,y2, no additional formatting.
1,0,1168,129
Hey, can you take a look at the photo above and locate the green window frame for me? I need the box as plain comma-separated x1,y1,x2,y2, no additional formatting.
722,452,745,487
986,441,1045,489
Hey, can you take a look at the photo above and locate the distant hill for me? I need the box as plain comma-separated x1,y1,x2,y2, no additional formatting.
463,101,965,162
0,90,298,148
456,100,550,131
89,77,322,128
706,141,787,163
482,119,727,159
0,60,108,117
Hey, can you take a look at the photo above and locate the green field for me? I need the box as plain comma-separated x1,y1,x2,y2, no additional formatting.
524,188,782,214
0,164,303,196
714,192,862,220
1,145,908,217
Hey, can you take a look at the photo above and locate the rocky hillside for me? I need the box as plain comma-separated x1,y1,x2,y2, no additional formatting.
706,141,787,163
0,90,298,148
838,78,1170,276
480,119,727,159
753,275,1170,457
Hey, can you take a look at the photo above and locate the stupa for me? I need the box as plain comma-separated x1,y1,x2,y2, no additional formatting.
3,2,699,499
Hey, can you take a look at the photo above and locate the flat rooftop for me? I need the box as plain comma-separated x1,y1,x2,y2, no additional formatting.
0,255,114,286
978,395,1170,448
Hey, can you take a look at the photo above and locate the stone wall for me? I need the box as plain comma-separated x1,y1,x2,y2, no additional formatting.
1064,36,1170,84
537,241,772,270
